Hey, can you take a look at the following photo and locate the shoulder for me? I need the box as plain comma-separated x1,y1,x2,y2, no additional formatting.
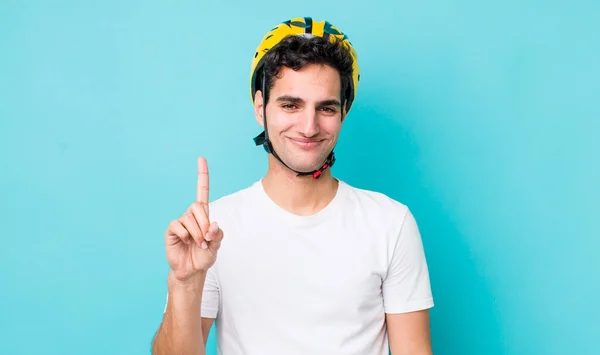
204,182,261,249
340,180,413,233
208,181,260,219
342,181,410,216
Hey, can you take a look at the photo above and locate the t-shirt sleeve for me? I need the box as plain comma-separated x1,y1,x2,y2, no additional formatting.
382,208,434,314
200,265,220,318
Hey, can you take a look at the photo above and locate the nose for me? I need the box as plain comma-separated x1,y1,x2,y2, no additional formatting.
299,109,320,137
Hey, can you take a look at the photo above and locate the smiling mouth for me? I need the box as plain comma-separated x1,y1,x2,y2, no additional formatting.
287,137,323,149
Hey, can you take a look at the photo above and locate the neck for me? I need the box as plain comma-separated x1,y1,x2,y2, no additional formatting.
261,154,339,216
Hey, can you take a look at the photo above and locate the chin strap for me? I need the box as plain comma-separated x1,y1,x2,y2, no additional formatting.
253,130,336,179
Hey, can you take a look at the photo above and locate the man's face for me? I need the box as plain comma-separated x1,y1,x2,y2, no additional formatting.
255,63,345,173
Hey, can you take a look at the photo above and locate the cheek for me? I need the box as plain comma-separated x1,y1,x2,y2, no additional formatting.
269,113,292,129
266,111,296,135
322,118,343,134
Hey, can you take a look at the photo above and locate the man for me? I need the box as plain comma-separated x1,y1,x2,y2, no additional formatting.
152,17,434,355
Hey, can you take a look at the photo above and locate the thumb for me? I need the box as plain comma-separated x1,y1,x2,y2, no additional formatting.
205,222,223,249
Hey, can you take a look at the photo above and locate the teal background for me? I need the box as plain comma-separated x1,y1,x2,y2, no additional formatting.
1,1,598,354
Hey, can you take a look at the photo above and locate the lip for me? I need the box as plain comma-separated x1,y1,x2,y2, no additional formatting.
287,137,323,149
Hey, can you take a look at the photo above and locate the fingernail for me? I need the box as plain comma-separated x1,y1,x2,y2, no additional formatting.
205,232,211,241
201,241,208,249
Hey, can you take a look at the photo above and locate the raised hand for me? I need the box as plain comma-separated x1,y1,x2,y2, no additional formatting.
164,157,224,282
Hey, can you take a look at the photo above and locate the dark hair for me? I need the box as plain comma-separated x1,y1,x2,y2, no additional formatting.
255,35,355,112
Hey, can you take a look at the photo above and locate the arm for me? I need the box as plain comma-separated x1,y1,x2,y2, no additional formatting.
383,208,434,354
153,157,222,354
387,310,432,355
151,271,214,355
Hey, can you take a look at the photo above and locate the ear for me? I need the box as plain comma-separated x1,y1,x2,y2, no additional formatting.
254,90,264,127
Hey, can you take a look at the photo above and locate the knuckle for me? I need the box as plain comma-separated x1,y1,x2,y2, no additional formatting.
169,220,181,231
193,201,208,211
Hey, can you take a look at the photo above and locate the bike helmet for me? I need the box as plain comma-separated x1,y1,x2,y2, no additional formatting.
250,17,360,179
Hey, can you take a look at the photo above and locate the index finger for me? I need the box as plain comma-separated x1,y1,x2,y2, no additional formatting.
197,156,210,215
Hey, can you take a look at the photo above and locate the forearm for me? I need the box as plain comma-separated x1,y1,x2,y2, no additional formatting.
152,271,207,355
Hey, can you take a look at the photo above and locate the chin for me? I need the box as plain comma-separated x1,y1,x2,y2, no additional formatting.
286,156,329,173
274,141,332,171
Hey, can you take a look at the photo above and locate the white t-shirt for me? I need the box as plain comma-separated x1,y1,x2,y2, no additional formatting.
169,179,434,355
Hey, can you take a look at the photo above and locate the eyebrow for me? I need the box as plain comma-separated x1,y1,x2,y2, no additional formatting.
275,95,341,107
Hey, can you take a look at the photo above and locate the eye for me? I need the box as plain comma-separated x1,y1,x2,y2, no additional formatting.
319,107,337,114
281,103,298,110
